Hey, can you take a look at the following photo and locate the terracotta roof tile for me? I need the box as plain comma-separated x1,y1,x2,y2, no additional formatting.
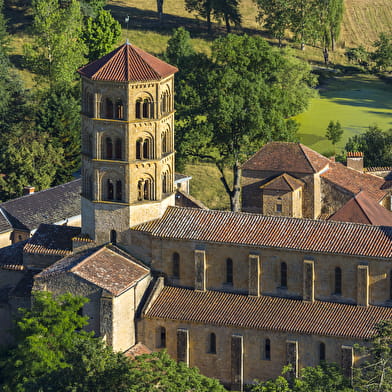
37,245,149,296
260,173,304,192
329,191,392,226
78,42,178,82
132,206,392,258
124,342,152,358
321,162,387,202
145,286,392,339
175,190,208,209
242,142,330,174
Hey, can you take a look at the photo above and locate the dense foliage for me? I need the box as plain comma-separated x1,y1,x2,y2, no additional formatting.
345,125,392,167
0,292,225,392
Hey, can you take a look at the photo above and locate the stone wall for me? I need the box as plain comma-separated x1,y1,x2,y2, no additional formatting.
321,179,352,216
145,237,392,306
138,317,359,387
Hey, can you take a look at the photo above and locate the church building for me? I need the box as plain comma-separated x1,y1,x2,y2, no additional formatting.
1,43,392,391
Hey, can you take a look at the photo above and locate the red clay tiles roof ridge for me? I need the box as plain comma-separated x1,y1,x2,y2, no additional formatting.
260,173,304,191
132,206,392,258
145,286,392,339
77,42,178,82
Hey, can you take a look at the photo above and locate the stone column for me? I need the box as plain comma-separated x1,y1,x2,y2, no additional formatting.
286,340,298,379
248,254,260,296
231,334,244,392
341,345,354,381
357,265,369,306
177,328,189,365
303,260,314,302
195,249,206,291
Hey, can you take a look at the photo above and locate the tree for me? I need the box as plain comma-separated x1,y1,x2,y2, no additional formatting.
23,0,87,86
325,120,343,149
372,33,392,72
255,0,293,46
34,84,81,184
345,125,392,167
251,363,352,392
354,320,392,392
157,0,164,24
82,9,121,62
173,34,316,211
0,129,63,200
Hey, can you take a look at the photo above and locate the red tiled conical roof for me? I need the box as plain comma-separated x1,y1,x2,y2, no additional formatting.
77,42,178,82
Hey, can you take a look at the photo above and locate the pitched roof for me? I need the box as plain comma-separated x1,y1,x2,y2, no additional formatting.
0,179,81,232
145,286,392,339
175,190,208,209
132,206,392,258
23,224,81,256
124,342,152,358
0,210,12,234
260,173,304,192
329,191,392,226
321,162,387,202
242,142,330,174
36,245,149,296
78,42,178,82
0,240,26,270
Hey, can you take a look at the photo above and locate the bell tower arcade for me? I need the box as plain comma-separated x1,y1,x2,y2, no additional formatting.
78,42,178,245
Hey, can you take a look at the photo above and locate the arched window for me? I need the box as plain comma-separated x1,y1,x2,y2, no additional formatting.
172,252,180,278
281,262,287,288
335,267,342,295
162,132,168,154
115,139,122,160
110,230,117,244
105,98,113,119
137,180,143,201
136,139,142,160
116,180,122,201
264,338,271,360
144,179,151,200
319,342,326,362
88,134,93,156
143,98,153,118
158,326,166,348
208,333,216,354
135,98,142,119
107,179,114,200
143,139,150,159
115,99,124,119
106,137,113,159
226,258,233,284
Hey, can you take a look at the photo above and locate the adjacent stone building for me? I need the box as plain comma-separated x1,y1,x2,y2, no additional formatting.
0,42,392,391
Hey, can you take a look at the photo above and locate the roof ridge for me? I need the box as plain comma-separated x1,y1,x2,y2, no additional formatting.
299,143,322,173
92,44,124,80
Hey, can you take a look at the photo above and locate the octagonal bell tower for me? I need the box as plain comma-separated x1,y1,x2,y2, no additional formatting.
77,42,178,245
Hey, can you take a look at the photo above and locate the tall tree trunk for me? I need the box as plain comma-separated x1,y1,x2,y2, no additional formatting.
157,0,164,25
207,10,212,35
224,13,231,33
217,161,241,212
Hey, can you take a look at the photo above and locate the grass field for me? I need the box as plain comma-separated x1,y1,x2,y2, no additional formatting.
294,74,392,155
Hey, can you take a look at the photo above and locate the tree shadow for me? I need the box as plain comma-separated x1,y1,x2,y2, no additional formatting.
9,54,24,70
3,3,32,34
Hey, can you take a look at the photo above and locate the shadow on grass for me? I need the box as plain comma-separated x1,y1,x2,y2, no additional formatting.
4,3,32,35
9,54,24,70
297,133,326,145
107,4,264,44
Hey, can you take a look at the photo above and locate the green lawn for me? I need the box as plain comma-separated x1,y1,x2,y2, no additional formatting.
295,74,392,155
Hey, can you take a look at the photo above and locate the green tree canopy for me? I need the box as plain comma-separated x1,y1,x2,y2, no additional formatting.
171,33,316,211
325,120,343,148
24,0,87,86
372,33,392,72
82,9,121,62
345,125,392,167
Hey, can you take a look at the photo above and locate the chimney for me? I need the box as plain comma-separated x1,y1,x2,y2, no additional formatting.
346,152,364,172
23,186,35,195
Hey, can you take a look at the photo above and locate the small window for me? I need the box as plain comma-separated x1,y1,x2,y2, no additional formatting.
226,258,233,285
143,139,150,159
144,179,151,200
172,252,180,278
110,230,117,244
162,132,168,154
115,99,124,119
162,172,168,194
136,139,142,160
106,98,113,119
135,99,142,119
264,338,271,360
276,203,282,213
158,326,166,348
319,342,326,362
281,262,287,288
208,333,216,354
335,267,342,295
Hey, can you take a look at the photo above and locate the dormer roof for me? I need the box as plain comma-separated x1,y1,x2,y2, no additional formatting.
260,173,304,192
77,42,178,82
